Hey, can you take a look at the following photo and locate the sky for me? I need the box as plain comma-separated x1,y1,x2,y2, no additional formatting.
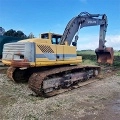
0,0,120,50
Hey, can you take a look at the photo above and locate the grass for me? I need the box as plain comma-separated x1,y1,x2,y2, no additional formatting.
28,95,45,102
81,59,97,65
77,50,95,55
0,94,17,107
77,50,120,56
113,61,120,68
100,97,107,101
114,50,120,56
88,95,96,98
77,50,120,68
116,71,120,76
25,114,39,120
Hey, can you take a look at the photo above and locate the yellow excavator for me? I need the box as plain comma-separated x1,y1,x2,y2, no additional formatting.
2,12,114,96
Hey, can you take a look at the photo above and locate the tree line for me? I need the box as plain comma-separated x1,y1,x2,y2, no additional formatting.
3,28,34,39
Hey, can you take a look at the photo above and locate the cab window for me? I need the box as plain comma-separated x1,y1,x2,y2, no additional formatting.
41,33,49,39
52,35,61,44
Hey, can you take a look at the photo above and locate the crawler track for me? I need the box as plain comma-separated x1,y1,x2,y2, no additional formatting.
42,79,97,97
7,67,16,81
7,67,30,82
28,65,100,97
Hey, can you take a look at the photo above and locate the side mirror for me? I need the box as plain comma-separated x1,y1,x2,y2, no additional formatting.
72,42,77,46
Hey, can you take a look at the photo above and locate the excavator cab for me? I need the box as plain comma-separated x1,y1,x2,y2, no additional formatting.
95,47,114,64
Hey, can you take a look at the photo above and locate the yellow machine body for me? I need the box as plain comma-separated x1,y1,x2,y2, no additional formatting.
2,33,82,67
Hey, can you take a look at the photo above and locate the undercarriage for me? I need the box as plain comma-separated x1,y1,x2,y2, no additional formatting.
7,65,100,97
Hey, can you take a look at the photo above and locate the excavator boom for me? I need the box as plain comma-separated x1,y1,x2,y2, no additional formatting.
60,12,114,64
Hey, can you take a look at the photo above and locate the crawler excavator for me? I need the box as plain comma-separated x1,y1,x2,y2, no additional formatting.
2,12,114,97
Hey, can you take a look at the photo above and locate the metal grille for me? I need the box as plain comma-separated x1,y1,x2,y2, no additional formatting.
37,45,54,53
3,43,25,52
2,43,25,60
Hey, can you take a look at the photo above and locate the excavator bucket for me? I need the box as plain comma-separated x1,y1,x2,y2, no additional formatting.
95,47,114,64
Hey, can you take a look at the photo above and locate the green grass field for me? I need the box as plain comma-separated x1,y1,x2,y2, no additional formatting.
77,50,120,67
77,50,120,56
77,50,95,55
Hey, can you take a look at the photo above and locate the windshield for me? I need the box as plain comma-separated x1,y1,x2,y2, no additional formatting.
52,35,61,44
41,33,49,39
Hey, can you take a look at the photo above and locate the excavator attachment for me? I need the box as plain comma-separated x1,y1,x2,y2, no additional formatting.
95,47,114,64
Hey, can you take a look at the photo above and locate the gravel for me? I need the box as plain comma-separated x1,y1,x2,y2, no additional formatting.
0,71,120,120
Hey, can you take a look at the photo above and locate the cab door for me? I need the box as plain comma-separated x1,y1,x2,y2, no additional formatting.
51,34,63,61
56,45,64,61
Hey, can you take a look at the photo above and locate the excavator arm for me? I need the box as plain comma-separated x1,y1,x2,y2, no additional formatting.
60,12,114,64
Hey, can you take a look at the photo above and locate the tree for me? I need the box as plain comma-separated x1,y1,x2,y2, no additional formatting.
4,29,16,36
4,29,27,39
28,32,34,38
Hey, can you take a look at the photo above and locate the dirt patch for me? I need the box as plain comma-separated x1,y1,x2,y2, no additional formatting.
0,69,120,120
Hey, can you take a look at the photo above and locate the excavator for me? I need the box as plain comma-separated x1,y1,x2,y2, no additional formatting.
2,12,114,97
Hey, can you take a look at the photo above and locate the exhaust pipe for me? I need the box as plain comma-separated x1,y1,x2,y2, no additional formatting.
95,47,114,64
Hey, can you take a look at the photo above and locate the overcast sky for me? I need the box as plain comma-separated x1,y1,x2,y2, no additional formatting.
0,0,120,50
